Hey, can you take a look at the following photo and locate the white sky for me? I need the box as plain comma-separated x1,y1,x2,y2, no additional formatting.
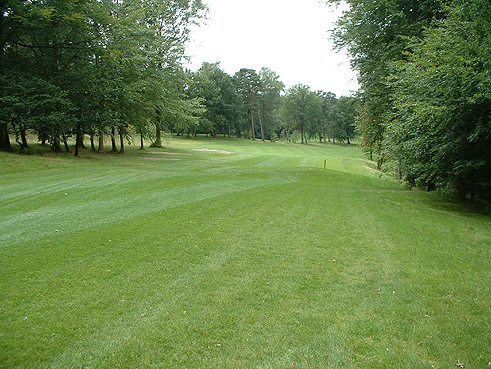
185,0,359,97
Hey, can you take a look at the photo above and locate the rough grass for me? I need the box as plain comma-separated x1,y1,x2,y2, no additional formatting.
0,137,490,368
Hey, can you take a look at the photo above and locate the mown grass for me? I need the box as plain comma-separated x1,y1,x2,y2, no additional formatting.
0,137,490,368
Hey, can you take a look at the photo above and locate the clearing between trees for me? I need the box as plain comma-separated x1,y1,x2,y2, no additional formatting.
0,137,489,368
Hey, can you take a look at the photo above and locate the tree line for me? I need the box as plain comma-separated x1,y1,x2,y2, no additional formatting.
0,0,358,156
329,0,490,200
183,63,357,145
0,0,207,155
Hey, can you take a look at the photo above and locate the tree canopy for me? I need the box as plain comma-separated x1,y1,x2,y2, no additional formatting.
0,0,207,152
330,0,491,200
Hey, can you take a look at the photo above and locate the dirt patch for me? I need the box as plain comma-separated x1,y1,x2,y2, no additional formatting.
147,151,191,156
141,157,181,161
192,149,234,155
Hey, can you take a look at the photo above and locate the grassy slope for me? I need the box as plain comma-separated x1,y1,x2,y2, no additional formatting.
0,137,489,369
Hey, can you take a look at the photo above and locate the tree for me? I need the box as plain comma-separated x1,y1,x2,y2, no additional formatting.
0,0,206,153
329,0,442,164
0,0,95,152
317,91,337,143
187,63,222,137
235,68,262,140
258,68,284,141
282,84,322,144
387,0,491,199
331,96,358,144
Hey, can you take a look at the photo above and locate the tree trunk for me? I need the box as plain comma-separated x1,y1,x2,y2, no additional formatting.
228,125,231,138
152,108,163,147
469,178,476,200
448,176,467,201
236,128,241,138
154,125,162,147
0,122,11,151
377,149,383,170
76,129,86,151
20,127,28,148
369,150,373,161
119,126,125,154
140,135,144,150
62,131,70,153
52,133,62,153
301,126,304,144
347,137,351,145
98,130,104,153
258,109,265,141
74,125,83,157
111,126,117,152
251,108,255,140
12,123,23,153
76,131,86,148
90,135,96,151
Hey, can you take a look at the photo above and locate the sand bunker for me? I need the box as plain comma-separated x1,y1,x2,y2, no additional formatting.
192,149,234,155
141,157,181,161
147,151,191,156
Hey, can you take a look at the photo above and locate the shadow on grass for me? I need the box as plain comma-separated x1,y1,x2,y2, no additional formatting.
424,192,491,216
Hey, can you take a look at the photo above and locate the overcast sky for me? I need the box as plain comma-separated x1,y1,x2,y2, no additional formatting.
185,0,359,97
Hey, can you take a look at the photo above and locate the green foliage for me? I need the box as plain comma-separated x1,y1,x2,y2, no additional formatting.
234,68,262,139
330,0,442,155
387,0,491,197
331,96,358,144
0,0,206,152
282,84,322,144
258,67,285,140
0,72,73,150
187,62,240,136
330,0,490,200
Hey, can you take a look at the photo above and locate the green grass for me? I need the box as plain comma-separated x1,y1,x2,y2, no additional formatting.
0,137,490,368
